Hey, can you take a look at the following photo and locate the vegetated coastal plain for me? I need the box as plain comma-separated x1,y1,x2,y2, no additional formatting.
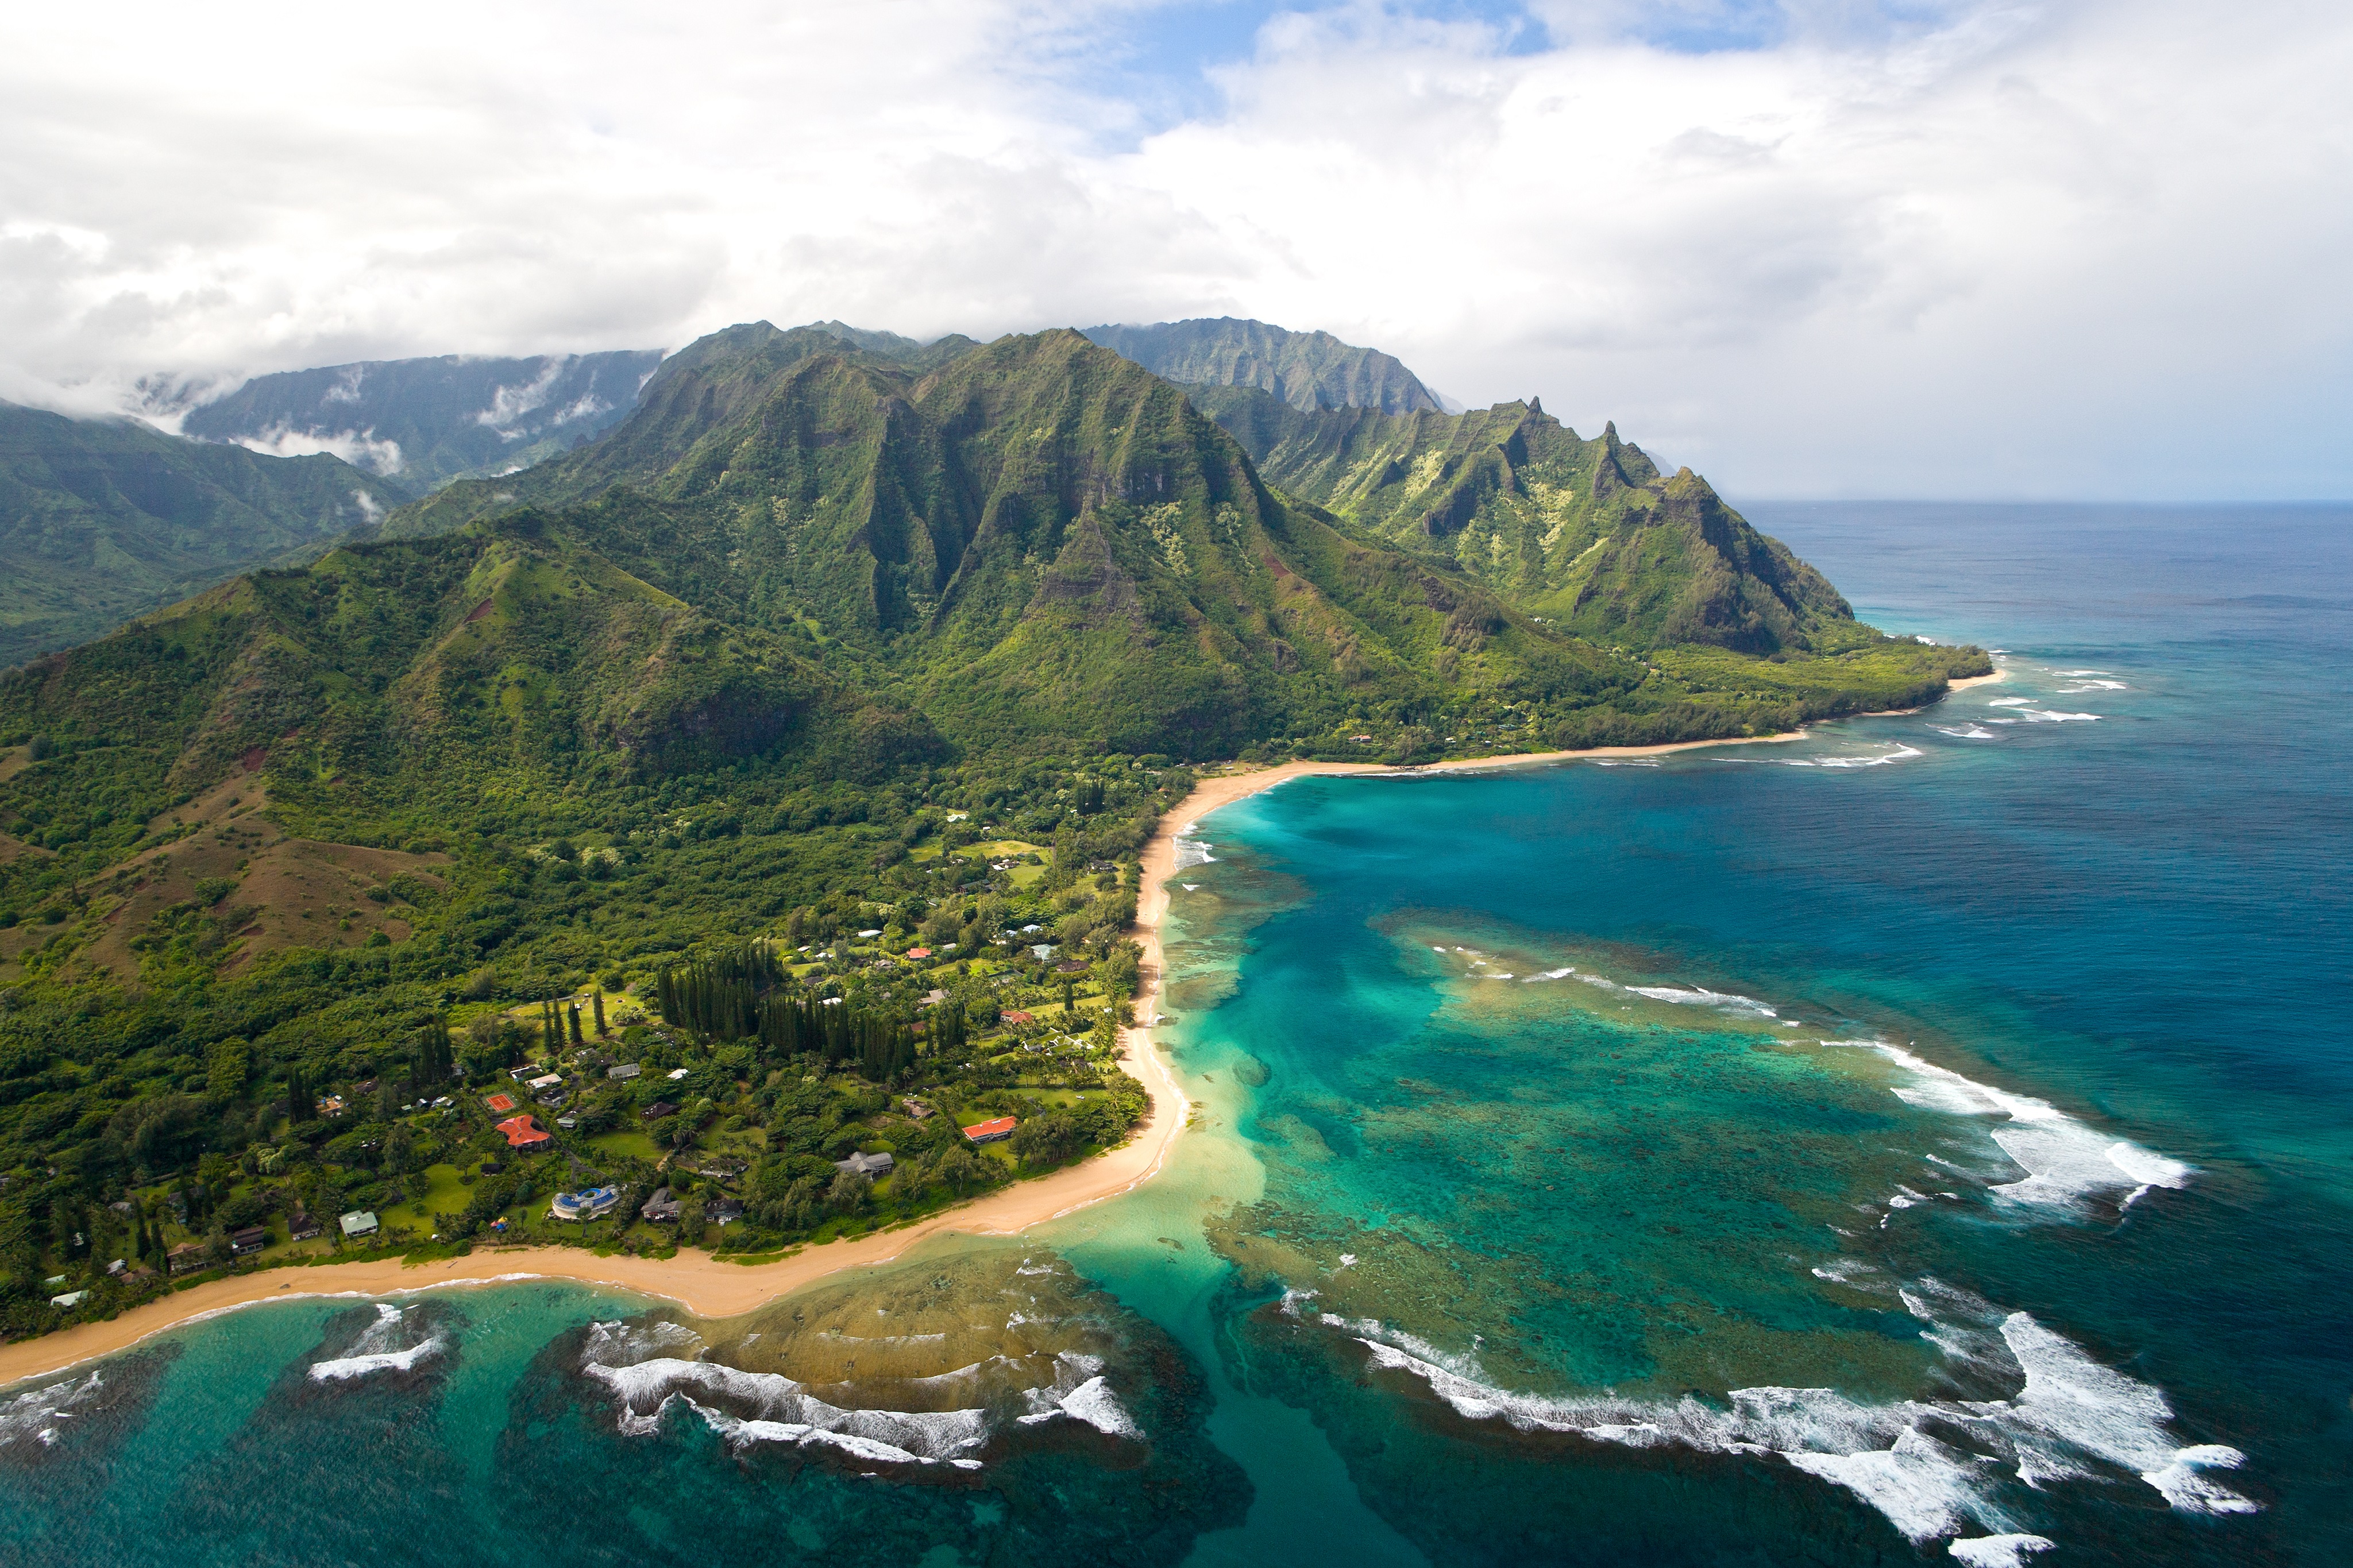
0,706,1970,1391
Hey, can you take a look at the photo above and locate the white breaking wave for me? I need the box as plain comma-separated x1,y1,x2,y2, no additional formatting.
1521,966,1577,982
2058,680,2127,692
1934,725,1999,740
1172,838,1216,870
1626,985,1778,1019
584,1353,989,1462
1788,745,1924,768
0,1369,107,1449
1842,1041,2192,1212
2019,710,2100,722
309,1303,445,1382
1949,1533,2055,1567
1349,1289,2255,1551
581,1329,1137,1467
1015,1350,1139,1437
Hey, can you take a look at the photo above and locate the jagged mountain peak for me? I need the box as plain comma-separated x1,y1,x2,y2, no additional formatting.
1081,318,1444,416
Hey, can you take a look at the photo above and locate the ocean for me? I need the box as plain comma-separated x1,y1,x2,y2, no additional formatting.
3,503,2346,1566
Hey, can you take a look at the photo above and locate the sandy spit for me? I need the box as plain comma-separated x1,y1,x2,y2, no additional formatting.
0,679,1986,1388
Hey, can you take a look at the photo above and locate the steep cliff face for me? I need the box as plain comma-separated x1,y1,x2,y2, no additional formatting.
1192,386,1849,655
1082,318,1444,415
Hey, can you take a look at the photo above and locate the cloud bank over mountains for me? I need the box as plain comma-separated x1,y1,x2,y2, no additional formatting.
2,0,2345,498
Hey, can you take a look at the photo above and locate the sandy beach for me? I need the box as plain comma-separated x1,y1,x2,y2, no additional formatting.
0,675,1995,1389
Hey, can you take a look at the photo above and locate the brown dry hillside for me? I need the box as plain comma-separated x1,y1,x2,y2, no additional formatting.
79,769,450,980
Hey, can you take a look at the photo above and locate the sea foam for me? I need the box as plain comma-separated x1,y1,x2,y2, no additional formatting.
308,1303,445,1382
1346,1285,2255,1553
581,1327,1137,1465
1788,745,1925,768
0,1369,107,1449
1626,984,1777,1018
1845,1041,2192,1212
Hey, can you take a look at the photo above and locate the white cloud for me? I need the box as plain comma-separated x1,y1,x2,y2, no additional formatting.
232,424,405,475
0,0,2344,497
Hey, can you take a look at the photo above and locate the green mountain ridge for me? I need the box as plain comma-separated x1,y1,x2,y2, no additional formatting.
0,403,411,668
1082,318,1444,415
1190,384,1851,658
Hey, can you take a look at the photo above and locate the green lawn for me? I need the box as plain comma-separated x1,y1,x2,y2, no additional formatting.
377,1163,469,1233
591,1129,662,1161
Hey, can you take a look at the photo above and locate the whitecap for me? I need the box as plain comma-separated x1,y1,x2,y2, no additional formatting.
1521,966,1577,982
309,1340,445,1381
1950,1534,2055,1567
1987,698,2032,707
1998,1314,2256,1514
0,1370,107,1449
1015,1351,1139,1438
583,1353,992,1462
1845,1041,2190,1212
1054,1377,1141,1438
1349,1295,2258,1552
2019,710,2100,723
1934,725,1999,740
1810,1257,1892,1292
1627,984,1777,1018
1799,746,1924,768
308,1303,446,1382
1173,839,1216,869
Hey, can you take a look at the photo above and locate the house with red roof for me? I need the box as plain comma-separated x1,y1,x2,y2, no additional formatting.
495,1114,551,1149
961,1115,1017,1144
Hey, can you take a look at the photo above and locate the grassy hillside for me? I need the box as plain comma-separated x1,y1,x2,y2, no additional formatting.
0,403,411,667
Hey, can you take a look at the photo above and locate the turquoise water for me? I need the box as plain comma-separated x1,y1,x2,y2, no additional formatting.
3,504,2346,1564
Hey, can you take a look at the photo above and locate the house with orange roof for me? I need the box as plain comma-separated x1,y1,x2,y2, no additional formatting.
495,1114,551,1149
961,1115,1017,1144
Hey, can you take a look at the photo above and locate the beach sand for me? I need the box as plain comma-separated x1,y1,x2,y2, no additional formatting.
0,676,1990,1388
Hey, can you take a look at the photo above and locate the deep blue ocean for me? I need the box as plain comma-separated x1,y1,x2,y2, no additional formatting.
4,503,2346,1566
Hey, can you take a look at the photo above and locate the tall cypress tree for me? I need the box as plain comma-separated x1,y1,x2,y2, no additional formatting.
592,991,608,1037
568,1004,584,1045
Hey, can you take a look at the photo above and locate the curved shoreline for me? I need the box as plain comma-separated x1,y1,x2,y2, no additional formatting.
0,678,1994,1389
